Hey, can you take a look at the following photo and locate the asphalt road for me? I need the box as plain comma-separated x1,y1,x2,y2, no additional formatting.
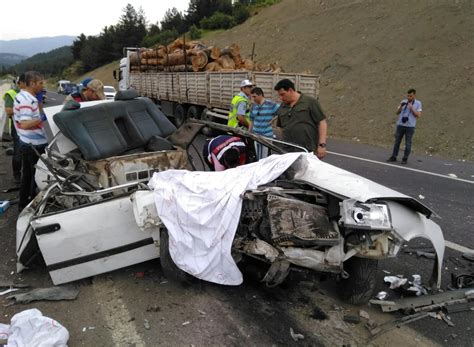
1,93,472,345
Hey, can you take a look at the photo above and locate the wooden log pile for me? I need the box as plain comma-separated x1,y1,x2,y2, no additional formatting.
130,39,282,73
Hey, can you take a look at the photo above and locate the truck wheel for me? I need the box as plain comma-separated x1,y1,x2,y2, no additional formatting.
201,108,212,122
337,257,378,305
187,106,200,119
159,227,195,285
174,104,186,127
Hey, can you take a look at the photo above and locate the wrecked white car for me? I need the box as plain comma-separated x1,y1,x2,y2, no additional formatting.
16,90,445,304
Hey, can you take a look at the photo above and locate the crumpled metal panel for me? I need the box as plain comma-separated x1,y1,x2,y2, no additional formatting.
86,148,188,188
267,194,340,246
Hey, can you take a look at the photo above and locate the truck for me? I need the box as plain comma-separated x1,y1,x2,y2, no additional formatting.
114,48,320,126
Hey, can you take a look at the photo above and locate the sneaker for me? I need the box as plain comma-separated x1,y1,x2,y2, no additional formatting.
401,158,408,164
386,157,397,162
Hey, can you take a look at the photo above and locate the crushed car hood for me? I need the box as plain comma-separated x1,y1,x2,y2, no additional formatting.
293,154,435,218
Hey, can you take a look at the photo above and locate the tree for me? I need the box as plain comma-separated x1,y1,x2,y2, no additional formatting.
72,34,87,60
186,0,233,27
115,4,148,49
161,8,187,34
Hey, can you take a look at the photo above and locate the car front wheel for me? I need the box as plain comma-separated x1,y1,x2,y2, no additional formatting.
337,257,378,305
159,227,195,285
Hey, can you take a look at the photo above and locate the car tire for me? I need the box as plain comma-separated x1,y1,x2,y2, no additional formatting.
174,104,187,128
159,227,195,284
337,257,378,305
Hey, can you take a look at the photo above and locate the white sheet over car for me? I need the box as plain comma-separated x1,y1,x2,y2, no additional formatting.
148,152,305,285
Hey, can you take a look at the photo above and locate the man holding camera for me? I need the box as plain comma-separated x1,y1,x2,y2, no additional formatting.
387,88,422,164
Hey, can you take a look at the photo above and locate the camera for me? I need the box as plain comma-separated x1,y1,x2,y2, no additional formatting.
402,116,409,123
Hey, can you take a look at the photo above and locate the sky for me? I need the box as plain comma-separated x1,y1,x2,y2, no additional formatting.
0,0,190,41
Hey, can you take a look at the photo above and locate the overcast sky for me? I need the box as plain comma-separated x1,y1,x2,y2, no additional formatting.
0,0,190,41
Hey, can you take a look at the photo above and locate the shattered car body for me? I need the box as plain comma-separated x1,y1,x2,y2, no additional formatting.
16,92,445,303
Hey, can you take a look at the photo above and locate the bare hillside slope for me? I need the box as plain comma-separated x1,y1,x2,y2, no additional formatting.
206,0,474,160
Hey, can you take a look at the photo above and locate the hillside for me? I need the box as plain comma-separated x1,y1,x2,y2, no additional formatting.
205,0,474,161
0,53,27,67
0,36,75,57
75,61,119,88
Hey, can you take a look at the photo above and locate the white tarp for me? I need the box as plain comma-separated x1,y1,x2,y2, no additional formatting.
0,309,69,347
148,152,306,285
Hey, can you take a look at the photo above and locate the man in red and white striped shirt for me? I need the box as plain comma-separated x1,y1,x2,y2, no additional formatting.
13,71,48,211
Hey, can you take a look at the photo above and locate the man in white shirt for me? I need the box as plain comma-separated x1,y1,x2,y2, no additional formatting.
13,71,48,211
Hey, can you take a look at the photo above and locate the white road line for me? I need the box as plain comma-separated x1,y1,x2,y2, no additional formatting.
445,240,473,254
93,277,145,345
328,151,474,184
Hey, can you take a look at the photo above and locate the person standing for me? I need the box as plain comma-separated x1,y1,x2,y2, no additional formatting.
227,79,253,129
13,71,48,211
273,79,328,159
64,78,105,103
3,74,26,185
249,87,279,159
387,88,422,164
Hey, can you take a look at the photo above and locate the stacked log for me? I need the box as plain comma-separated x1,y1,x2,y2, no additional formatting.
130,39,283,73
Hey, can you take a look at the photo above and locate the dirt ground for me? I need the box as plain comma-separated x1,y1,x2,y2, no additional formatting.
205,0,474,161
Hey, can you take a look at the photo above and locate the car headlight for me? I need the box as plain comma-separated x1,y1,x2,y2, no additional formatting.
340,199,392,230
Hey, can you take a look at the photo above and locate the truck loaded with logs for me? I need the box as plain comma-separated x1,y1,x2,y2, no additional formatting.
114,38,320,126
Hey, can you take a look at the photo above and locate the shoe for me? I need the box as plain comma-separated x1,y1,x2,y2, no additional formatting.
386,157,396,162
401,158,408,164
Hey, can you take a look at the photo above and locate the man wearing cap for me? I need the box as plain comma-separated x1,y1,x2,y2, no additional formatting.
64,78,105,103
227,79,253,129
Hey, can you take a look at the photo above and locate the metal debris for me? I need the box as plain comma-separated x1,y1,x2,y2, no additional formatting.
343,315,360,324
370,288,474,313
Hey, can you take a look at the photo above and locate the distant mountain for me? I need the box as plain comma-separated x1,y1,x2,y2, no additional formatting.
11,46,73,76
0,53,27,67
0,36,76,57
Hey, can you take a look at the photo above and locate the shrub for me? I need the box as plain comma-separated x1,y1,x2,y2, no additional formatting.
189,25,201,39
232,3,250,24
200,12,236,30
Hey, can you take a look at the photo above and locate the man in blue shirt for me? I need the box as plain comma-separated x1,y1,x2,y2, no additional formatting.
387,88,422,164
249,87,279,159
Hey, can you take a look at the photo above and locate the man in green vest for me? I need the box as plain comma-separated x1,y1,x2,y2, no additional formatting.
3,75,26,184
227,79,253,129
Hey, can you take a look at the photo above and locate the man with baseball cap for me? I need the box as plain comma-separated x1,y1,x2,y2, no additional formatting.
227,79,253,129
64,78,105,103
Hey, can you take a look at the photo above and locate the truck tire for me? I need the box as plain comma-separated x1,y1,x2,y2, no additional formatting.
187,106,200,119
337,257,378,305
159,227,195,285
201,108,212,121
174,104,186,128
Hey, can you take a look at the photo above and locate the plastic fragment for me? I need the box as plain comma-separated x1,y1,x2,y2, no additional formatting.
290,327,304,341
384,276,407,289
359,310,370,320
376,291,388,300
